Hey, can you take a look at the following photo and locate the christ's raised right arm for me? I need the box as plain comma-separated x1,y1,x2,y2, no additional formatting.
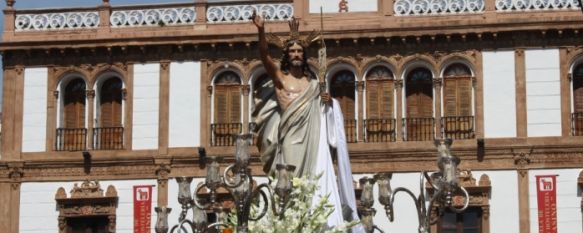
253,12,283,89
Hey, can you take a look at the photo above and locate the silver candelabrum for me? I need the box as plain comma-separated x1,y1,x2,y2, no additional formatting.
155,134,296,233
358,139,470,233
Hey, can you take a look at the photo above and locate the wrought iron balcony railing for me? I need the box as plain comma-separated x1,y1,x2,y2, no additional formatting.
55,128,87,151
364,118,396,142
403,117,435,141
441,115,475,140
211,123,242,146
93,127,124,150
344,119,358,143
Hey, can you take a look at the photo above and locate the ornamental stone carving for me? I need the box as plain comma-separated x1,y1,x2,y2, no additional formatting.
394,0,485,16
70,180,104,198
207,4,293,23
512,148,533,168
111,7,196,27
496,0,580,11
16,11,100,31
56,180,118,233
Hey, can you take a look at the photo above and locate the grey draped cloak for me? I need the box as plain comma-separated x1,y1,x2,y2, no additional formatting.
252,78,322,177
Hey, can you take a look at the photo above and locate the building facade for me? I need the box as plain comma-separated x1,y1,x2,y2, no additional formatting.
1,0,583,232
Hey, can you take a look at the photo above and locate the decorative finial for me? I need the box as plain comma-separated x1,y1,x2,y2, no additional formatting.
6,0,15,9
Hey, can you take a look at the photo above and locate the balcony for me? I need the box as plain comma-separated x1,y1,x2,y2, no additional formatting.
211,123,242,146
441,116,475,140
364,118,397,143
403,117,435,141
3,0,581,50
55,128,87,151
572,112,583,136
93,127,124,150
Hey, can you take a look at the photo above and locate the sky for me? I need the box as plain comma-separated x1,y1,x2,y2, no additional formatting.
0,0,194,107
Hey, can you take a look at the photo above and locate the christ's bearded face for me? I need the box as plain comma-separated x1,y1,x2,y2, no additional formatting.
287,42,304,67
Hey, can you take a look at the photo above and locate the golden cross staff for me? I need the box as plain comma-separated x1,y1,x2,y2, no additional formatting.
318,7,327,93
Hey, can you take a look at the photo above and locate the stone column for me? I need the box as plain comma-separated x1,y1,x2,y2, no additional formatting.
86,90,95,150
242,85,250,133
356,81,365,142
433,77,443,139
395,79,404,141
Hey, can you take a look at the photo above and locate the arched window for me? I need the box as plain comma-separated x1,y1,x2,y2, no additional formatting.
572,64,583,136
405,67,434,141
365,66,395,142
212,71,242,146
57,78,87,151
95,77,124,150
330,70,357,142
442,63,474,139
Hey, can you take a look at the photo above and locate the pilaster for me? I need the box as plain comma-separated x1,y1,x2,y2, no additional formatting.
559,48,571,136
515,49,527,138
125,63,135,150
514,148,532,233
1,66,24,160
159,61,170,156
156,162,171,206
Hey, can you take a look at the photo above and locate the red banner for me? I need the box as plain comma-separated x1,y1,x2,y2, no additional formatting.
134,185,153,233
536,175,558,233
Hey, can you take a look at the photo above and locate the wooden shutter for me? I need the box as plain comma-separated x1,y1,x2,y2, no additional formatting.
443,79,458,117
444,77,472,117
214,86,229,124
406,83,433,118
367,80,394,119
100,78,123,127
366,81,380,119
229,87,241,123
458,77,472,116
574,76,583,113
64,79,86,128
380,81,394,118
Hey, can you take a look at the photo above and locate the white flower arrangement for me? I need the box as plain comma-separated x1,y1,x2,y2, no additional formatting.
228,174,359,233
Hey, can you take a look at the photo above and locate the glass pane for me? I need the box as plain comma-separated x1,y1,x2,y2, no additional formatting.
441,212,457,229
463,211,479,227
